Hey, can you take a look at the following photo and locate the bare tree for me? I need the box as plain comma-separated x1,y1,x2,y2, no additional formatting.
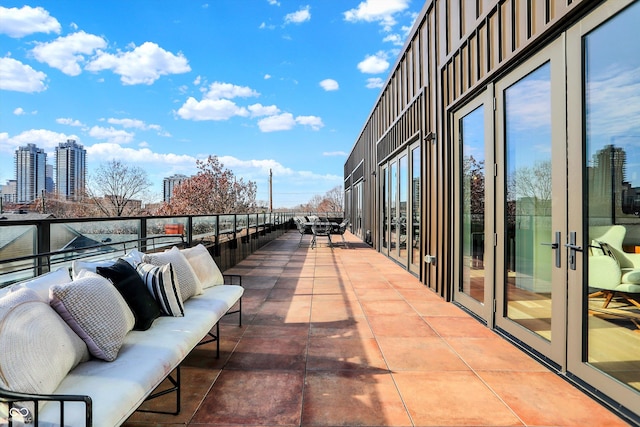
158,155,257,215
87,160,152,217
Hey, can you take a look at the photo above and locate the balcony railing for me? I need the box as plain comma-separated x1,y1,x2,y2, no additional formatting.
0,212,298,287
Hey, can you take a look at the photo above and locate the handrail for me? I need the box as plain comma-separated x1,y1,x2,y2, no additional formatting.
0,212,301,287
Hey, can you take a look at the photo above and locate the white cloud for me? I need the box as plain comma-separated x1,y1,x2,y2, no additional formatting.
259,22,276,30
88,126,135,144
383,33,403,46
319,79,339,91
323,151,348,156
0,6,61,38
86,142,197,166
13,108,25,115
295,115,324,130
205,81,259,100
177,97,249,121
264,74,272,79
366,77,384,88
32,31,107,76
0,129,78,154
0,57,47,93
344,0,409,31
258,113,296,132
248,103,281,117
267,0,280,5
57,118,85,127
358,53,389,74
284,5,311,25
86,42,191,85
107,118,147,129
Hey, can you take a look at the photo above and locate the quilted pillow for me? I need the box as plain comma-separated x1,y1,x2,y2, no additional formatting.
181,244,224,288
136,262,184,317
143,246,202,301
0,287,89,397
50,271,135,362
96,259,161,330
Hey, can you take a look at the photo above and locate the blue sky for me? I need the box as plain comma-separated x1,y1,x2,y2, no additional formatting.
0,0,420,208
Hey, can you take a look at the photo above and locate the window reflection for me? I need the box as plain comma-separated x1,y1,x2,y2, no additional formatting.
461,106,485,303
585,1,640,393
504,63,553,341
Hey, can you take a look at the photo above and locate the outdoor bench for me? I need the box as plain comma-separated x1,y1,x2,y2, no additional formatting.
0,243,243,426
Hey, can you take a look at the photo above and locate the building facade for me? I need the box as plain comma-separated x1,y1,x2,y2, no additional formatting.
55,139,86,200
344,0,640,423
15,144,46,204
163,174,189,203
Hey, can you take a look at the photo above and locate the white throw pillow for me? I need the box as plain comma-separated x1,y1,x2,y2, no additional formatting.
0,287,89,397
0,267,71,301
50,271,135,362
71,259,116,279
143,246,202,301
121,248,145,267
136,262,185,317
181,244,224,288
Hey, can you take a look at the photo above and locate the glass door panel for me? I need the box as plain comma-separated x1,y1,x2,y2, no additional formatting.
565,1,640,408
461,105,486,304
381,165,389,253
454,88,493,317
495,38,566,362
410,145,421,273
390,162,398,256
505,63,553,341
397,155,408,262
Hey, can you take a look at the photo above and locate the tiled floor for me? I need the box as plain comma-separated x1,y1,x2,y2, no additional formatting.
124,231,632,427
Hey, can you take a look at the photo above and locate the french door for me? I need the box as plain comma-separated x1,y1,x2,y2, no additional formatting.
455,1,640,416
380,140,421,271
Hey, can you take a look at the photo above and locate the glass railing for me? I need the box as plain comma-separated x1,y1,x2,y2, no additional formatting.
0,212,296,287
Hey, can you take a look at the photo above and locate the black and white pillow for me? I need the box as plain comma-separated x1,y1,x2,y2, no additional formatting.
136,262,184,317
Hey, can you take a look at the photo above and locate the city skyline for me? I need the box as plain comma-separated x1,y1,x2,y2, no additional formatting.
0,1,421,207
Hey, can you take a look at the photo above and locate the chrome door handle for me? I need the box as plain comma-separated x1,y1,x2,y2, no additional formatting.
541,231,561,268
564,231,582,270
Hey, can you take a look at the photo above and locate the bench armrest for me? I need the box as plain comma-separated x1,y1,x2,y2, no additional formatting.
223,274,242,287
0,386,92,426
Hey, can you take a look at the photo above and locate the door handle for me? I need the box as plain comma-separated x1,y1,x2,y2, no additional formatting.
541,231,561,268
564,231,583,271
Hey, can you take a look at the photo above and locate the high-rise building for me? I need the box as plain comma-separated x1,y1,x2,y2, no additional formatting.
1,180,17,204
45,164,54,194
55,139,86,200
15,144,46,203
163,174,189,203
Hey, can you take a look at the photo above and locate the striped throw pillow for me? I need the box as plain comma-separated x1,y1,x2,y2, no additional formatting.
136,262,184,317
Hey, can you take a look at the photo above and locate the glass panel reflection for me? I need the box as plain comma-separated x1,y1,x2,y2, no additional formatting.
461,105,485,303
399,155,408,260
411,147,421,269
504,63,553,341
585,1,640,393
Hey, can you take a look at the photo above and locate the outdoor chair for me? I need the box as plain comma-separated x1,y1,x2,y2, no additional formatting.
335,218,350,247
311,218,332,249
294,218,311,247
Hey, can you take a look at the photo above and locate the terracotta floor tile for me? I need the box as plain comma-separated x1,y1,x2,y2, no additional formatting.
354,287,405,301
192,370,304,425
310,298,365,322
302,371,412,426
308,337,389,371
411,300,471,317
310,316,374,339
425,316,499,338
360,299,417,316
226,336,307,370
446,337,549,372
478,371,632,427
377,337,470,371
392,371,523,426
367,314,437,337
